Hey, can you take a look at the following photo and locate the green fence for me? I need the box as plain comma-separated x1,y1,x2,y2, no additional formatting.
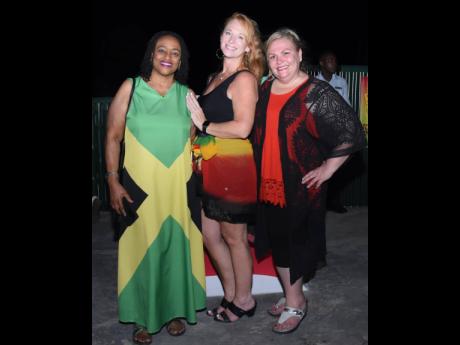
341,66,368,206
308,65,368,114
92,66,368,208
307,65,368,206
92,98,111,209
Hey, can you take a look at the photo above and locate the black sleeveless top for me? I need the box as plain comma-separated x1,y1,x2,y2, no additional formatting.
198,71,246,123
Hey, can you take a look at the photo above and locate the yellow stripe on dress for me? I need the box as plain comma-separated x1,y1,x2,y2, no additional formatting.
118,128,205,294
214,138,254,156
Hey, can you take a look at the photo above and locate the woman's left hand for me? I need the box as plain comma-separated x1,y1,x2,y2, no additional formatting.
301,162,333,189
186,90,207,130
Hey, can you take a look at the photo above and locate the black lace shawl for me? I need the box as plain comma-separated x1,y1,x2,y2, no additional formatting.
251,77,366,283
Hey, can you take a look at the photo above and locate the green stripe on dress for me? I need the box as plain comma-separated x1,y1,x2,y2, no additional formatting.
118,215,206,333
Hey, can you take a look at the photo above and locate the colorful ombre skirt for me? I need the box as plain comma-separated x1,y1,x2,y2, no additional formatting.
193,135,256,224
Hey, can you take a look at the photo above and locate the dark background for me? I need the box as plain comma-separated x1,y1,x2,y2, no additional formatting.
92,0,368,96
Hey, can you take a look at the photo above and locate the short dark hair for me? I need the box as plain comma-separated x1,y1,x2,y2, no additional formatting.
140,31,190,85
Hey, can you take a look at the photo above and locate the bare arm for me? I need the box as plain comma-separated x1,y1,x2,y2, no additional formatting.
105,79,134,215
186,71,258,139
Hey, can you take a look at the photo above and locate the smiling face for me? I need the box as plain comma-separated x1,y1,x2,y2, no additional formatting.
152,35,181,78
267,37,302,83
220,18,250,59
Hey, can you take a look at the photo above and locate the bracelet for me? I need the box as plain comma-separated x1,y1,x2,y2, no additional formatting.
105,171,119,178
202,120,210,135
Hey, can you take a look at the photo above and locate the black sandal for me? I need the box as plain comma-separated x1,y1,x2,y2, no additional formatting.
206,297,231,317
133,325,152,345
214,300,257,323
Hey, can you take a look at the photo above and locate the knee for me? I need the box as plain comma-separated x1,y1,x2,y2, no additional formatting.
222,231,247,248
203,233,221,249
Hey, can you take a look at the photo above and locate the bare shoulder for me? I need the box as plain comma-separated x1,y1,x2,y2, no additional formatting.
228,71,258,101
112,78,135,105
230,71,258,94
234,70,257,85
119,78,135,94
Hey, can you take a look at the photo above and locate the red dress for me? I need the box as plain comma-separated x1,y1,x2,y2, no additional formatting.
193,71,257,224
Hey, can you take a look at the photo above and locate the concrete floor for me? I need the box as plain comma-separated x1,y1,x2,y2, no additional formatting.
92,207,368,345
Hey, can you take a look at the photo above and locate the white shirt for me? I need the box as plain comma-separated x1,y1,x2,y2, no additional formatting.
316,72,351,105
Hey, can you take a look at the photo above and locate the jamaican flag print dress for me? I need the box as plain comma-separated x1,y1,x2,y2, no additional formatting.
117,77,206,333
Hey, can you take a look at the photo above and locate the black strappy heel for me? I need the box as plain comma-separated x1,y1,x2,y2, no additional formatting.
206,297,231,317
214,300,257,323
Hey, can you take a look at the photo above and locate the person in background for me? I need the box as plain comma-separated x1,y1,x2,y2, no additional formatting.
251,28,366,334
105,31,206,345
317,50,351,106
186,12,265,323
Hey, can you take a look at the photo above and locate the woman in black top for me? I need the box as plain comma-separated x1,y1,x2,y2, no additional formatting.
186,12,265,322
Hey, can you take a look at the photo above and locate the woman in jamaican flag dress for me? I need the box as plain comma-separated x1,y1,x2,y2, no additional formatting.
105,31,205,345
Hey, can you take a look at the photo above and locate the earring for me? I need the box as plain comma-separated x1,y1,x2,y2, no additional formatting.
215,48,224,60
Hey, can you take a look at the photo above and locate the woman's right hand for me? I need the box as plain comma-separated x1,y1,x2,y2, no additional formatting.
186,89,207,130
108,180,133,216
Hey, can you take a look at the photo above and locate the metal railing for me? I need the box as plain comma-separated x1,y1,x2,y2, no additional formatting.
92,98,111,208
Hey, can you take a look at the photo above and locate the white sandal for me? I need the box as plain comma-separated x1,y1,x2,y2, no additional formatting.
272,305,307,334
267,297,286,316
